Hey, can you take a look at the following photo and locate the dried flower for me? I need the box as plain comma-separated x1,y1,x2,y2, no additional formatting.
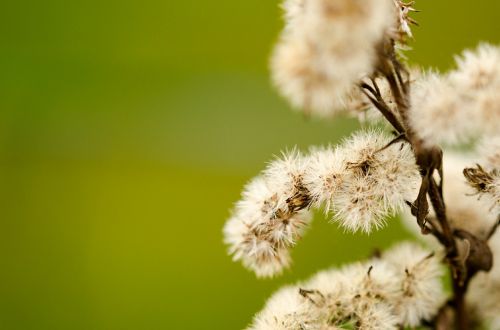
464,164,500,214
409,44,500,146
409,71,471,146
303,145,347,210
224,161,313,277
382,242,446,326
303,130,420,233
450,43,500,136
478,136,500,171
248,242,444,329
332,130,419,233
246,285,319,330
271,0,398,117
224,2,500,329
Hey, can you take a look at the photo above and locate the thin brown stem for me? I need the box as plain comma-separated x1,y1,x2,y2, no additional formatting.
359,84,405,134
452,278,469,330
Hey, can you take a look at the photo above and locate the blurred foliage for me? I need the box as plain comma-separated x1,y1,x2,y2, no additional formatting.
0,0,499,329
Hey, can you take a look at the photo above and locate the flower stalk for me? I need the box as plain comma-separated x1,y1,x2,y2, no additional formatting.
223,1,500,328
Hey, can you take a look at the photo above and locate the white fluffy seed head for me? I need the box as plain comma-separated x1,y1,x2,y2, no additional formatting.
299,0,393,76
303,145,348,210
331,130,419,233
271,0,398,117
299,130,420,234
451,43,500,92
249,242,446,330
263,149,310,209
370,139,420,208
328,260,402,329
235,176,280,225
223,150,315,278
478,135,500,171
474,89,500,134
334,174,391,233
281,0,306,34
247,285,319,330
270,37,353,116
224,167,313,278
409,44,500,146
382,242,446,327
249,261,401,330
223,214,294,278
449,43,500,137
409,71,473,147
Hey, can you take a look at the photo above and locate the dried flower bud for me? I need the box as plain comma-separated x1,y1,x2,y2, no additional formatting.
223,151,313,277
464,164,500,214
332,130,419,233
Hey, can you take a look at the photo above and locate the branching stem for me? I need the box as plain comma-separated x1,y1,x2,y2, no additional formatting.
360,51,491,329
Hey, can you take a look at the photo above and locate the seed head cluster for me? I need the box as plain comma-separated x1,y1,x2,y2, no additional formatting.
224,131,419,277
247,243,445,330
271,0,402,117
223,151,313,278
223,0,500,328
409,44,500,146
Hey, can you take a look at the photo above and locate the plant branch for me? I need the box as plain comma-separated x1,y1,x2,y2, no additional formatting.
359,83,406,134
366,52,484,329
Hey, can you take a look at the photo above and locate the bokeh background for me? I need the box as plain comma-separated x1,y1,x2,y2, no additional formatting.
1,1,498,329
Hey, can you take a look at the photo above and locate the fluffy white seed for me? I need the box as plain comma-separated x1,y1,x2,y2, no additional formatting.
303,145,347,210
223,213,294,278
332,131,419,233
247,285,319,330
450,43,500,136
383,242,446,327
250,261,401,330
271,0,397,117
304,130,419,233
451,43,500,92
224,151,314,278
478,136,500,171
270,37,353,116
281,0,306,34
409,72,472,146
249,242,445,330
409,44,500,146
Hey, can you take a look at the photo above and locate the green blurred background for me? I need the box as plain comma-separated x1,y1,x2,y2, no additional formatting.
0,1,498,329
